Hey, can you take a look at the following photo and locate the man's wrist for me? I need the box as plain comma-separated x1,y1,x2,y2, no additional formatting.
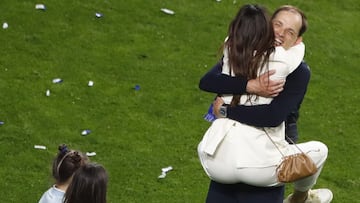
219,105,228,118
246,79,257,94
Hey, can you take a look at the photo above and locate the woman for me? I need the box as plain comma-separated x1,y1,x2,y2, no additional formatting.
39,144,89,203
197,4,330,203
63,163,108,203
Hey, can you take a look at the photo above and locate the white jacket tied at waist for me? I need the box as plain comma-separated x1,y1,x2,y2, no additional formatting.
201,118,290,167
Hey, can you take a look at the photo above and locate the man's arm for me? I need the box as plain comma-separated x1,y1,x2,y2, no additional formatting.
224,62,310,127
199,61,284,97
199,61,248,94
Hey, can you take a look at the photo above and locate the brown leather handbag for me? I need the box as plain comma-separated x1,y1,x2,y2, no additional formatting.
276,152,318,183
264,128,318,183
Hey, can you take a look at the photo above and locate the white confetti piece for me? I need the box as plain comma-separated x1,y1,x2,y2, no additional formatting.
81,129,91,136
52,78,63,83
95,13,103,18
158,172,166,179
46,89,50,96
86,152,96,157
35,4,46,10
88,80,94,87
2,22,8,29
162,166,173,173
160,8,175,15
158,166,173,179
34,145,47,150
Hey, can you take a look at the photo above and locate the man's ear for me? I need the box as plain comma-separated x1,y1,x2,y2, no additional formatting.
295,36,303,45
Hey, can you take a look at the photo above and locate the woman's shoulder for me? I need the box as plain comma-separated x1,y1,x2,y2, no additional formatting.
273,42,305,59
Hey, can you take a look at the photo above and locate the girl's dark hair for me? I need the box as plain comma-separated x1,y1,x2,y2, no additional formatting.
52,144,89,183
225,4,274,105
64,163,108,203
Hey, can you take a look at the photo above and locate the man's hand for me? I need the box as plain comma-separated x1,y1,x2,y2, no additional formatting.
246,70,285,97
212,97,225,118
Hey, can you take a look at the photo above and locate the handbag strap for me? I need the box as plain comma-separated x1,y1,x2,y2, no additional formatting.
262,127,305,157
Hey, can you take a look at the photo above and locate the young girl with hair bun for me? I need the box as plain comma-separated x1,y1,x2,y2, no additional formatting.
38,144,89,203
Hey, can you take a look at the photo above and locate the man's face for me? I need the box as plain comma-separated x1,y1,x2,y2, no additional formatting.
272,10,302,50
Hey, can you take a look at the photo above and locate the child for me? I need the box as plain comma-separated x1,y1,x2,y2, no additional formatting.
39,144,89,203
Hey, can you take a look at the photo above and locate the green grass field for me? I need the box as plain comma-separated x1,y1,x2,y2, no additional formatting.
0,0,359,202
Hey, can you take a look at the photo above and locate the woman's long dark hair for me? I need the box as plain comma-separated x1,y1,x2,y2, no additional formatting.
64,163,108,203
225,4,275,105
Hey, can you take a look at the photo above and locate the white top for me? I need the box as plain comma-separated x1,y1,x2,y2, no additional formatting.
38,185,65,203
221,41,305,105
201,41,305,167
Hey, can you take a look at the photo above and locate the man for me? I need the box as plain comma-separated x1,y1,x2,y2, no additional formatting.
199,5,332,203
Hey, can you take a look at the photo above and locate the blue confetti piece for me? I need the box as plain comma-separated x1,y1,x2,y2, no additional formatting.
204,103,216,122
134,85,140,91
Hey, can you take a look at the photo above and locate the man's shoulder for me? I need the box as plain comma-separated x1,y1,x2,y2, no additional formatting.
293,61,311,75
299,60,310,70
287,60,311,81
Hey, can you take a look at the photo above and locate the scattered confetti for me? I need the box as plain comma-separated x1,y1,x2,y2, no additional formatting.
88,80,94,87
52,78,63,83
204,103,216,122
86,152,97,157
134,84,140,91
81,129,91,136
35,4,46,10
46,89,50,96
2,22,8,29
95,13,103,18
160,8,175,15
158,166,173,179
34,145,47,150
